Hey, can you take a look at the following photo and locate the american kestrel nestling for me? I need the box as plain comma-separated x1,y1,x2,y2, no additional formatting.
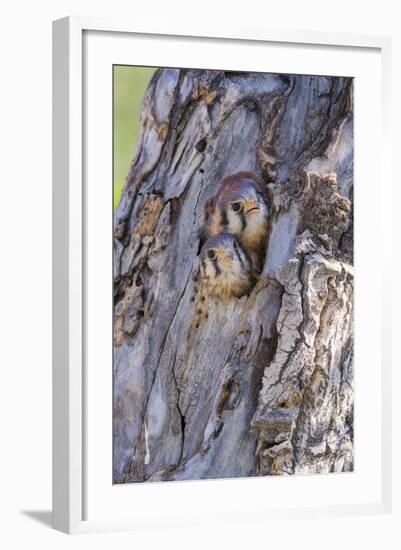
198,234,254,300
201,172,269,273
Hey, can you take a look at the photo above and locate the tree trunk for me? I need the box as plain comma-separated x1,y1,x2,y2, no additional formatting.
113,69,354,483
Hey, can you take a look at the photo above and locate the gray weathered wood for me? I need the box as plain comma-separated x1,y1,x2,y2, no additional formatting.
113,69,353,482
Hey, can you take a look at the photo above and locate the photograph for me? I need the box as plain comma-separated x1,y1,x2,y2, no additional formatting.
0,0,395,542
113,66,354,484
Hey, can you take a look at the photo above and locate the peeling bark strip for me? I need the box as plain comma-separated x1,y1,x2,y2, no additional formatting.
113,69,353,483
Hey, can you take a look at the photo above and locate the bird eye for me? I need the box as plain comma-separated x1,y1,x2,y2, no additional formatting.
232,202,242,212
207,249,216,260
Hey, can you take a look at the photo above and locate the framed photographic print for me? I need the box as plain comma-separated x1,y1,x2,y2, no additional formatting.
52,17,392,534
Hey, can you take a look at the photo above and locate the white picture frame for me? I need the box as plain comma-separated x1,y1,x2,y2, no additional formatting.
52,16,393,534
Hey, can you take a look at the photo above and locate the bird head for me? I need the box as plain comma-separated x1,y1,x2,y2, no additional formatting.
214,174,268,238
200,234,249,279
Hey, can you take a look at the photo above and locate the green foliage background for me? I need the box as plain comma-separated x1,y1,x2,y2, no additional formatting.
114,66,156,208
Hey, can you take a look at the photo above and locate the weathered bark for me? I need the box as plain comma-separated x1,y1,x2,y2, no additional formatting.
113,69,353,483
